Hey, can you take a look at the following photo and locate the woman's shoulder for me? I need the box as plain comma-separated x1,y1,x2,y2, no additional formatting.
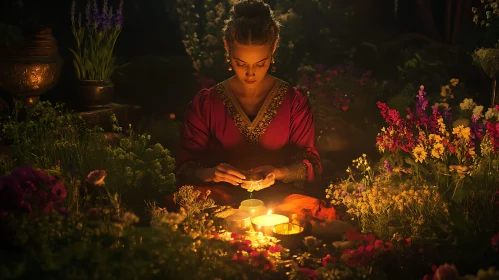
191,83,223,104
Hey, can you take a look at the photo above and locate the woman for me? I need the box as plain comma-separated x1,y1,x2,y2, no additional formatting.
175,0,322,207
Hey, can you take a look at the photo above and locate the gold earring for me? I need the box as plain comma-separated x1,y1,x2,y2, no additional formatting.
226,53,233,71
270,57,276,72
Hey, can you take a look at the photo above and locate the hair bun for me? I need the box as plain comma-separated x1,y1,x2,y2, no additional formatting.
233,0,271,20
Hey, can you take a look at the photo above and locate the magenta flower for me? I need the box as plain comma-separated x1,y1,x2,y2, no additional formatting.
0,167,67,217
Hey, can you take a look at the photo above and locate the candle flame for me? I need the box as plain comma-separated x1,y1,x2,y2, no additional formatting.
267,210,272,215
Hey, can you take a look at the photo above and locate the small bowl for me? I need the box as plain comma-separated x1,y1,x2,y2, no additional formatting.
239,199,266,216
225,209,252,232
272,223,305,249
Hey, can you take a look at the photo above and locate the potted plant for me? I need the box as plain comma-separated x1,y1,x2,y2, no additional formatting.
70,0,126,109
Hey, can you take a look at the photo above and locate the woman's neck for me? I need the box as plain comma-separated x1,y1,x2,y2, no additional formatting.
229,75,273,98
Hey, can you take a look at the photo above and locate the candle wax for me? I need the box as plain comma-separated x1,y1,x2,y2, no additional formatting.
251,214,289,227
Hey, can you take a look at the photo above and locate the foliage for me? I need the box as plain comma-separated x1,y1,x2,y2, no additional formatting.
376,86,499,232
0,23,23,48
382,50,468,113
296,62,384,134
69,0,126,80
472,1,499,48
327,155,449,241
174,0,357,82
0,101,176,215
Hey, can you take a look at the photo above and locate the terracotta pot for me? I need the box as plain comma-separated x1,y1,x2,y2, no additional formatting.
79,80,114,108
0,27,63,106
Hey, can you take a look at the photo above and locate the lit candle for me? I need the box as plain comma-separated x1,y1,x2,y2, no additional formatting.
251,210,289,235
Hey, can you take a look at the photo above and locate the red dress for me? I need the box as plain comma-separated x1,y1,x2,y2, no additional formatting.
175,78,322,206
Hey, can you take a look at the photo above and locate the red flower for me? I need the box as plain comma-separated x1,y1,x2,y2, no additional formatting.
230,232,239,239
345,229,364,241
232,253,248,262
404,237,412,247
321,254,337,266
373,240,384,248
298,267,319,280
364,234,376,244
269,245,282,253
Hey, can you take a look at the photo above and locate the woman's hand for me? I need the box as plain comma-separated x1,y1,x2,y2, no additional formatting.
196,163,246,186
240,165,279,191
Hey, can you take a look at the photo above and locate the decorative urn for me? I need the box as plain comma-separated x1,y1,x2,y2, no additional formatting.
0,27,63,106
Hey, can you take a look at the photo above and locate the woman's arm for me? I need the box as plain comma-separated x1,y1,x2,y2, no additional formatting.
175,90,212,185
278,88,322,183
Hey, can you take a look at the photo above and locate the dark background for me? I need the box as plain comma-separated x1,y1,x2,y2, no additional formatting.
0,0,482,117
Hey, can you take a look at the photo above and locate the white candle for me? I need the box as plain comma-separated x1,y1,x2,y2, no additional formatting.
251,210,289,228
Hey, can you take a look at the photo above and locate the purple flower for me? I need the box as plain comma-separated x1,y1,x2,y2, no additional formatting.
431,104,439,115
443,107,452,123
416,87,428,118
114,7,124,26
384,160,392,172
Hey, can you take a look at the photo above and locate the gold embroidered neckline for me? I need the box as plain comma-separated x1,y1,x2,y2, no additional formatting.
218,78,288,145
223,79,280,128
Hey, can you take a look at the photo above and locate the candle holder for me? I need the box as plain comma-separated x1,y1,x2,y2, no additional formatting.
224,209,252,232
251,210,289,236
239,199,266,216
272,223,305,249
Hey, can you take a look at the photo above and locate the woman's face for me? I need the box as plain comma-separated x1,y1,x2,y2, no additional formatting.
227,41,274,87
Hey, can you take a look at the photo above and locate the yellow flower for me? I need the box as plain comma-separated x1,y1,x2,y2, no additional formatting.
440,85,451,97
452,125,471,141
437,118,448,136
431,143,445,159
412,145,427,163
450,78,459,86
429,133,443,143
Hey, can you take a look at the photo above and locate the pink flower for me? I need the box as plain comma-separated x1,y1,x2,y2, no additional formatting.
87,170,106,186
491,233,499,250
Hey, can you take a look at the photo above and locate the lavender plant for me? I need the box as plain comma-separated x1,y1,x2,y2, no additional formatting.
70,0,125,81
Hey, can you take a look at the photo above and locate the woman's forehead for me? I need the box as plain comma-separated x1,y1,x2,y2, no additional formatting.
231,43,272,63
